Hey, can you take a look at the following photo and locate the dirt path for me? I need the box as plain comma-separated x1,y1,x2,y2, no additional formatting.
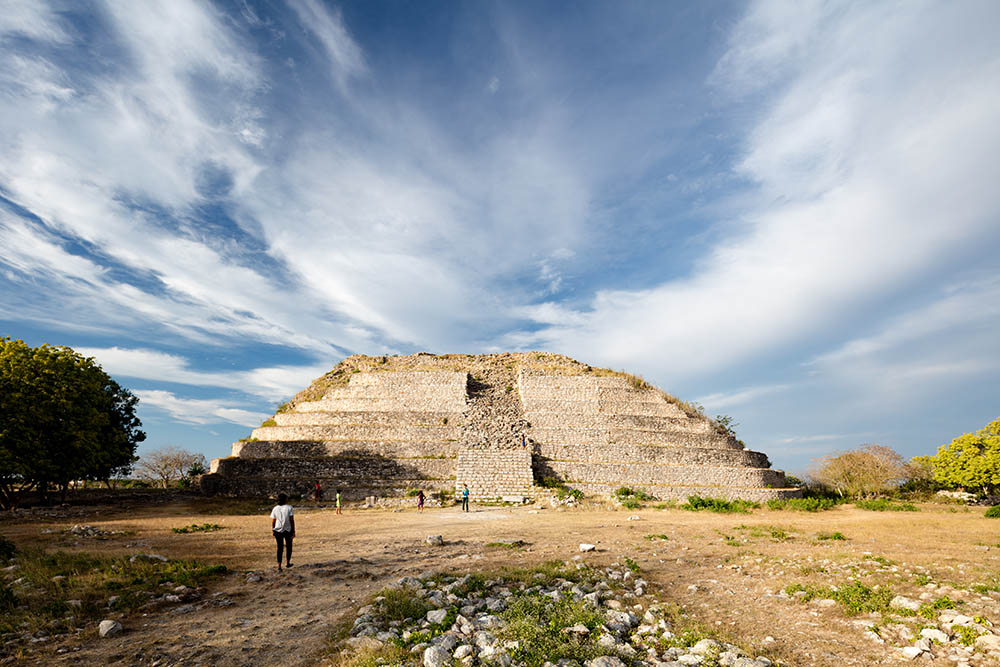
4,500,1000,666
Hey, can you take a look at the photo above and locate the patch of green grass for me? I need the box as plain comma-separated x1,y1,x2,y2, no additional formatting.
767,497,843,512
335,643,411,667
952,625,983,646
537,477,584,501
0,547,227,637
377,587,432,622
621,499,642,510
645,533,669,541
682,495,759,514
985,505,1000,518
652,501,676,510
260,418,277,427
171,523,223,534
735,524,791,541
785,581,894,615
972,581,1000,594
498,592,607,667
487,540,529,550
614,486,655,501
854,499,919,512
624,557,640,572
862,554,894,567
817,531,847,541
914,573,932,586
917,596,962,619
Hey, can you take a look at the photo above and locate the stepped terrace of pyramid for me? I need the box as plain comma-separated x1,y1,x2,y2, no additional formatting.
200,353,800,502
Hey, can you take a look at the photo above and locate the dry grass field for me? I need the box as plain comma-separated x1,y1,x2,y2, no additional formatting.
1,495,998,666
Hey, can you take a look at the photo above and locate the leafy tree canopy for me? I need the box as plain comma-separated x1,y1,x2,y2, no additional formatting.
0,338,145,508
929,417,1000,495
811,444,910,499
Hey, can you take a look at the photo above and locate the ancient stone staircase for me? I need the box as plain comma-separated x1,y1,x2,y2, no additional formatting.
202,353,799,502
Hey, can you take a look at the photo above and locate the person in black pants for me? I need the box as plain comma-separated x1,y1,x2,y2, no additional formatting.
461,484,470,512
270,492,295,571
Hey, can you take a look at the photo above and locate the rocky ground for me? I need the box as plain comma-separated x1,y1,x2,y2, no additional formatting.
1,495,999,666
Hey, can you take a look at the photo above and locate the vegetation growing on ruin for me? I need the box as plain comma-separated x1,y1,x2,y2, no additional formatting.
275,352,709,420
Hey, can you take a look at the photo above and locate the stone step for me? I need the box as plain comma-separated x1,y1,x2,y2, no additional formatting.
535,460,787,488
296,398,467,412
232,439,459,459
563,482,801,503
516,398,685,417
323,386,466,401
524,412,710,432
534,443,769,467
212,454,453,480
200,474,454,499
527,426,733,449
346,371,467,387
274,411,461,427
251,424,461,442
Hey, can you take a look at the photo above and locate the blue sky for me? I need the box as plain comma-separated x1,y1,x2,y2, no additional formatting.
1,1,998,475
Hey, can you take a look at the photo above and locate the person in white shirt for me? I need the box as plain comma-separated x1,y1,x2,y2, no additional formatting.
270,493,295,571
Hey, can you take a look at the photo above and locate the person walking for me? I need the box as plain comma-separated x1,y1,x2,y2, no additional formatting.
313,481,323,502
270,492,295,571
417,489,425,512
461,484,470,512
336,489,342,515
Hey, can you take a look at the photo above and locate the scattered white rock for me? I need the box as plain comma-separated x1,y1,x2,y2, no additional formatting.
919,628,949,643
891,596,922,611
423,645,451,667
425,535,445,547
579,543,596,552
626,515,641,521
98,620,122,638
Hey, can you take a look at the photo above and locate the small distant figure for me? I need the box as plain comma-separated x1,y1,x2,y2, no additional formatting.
461,484,470,512
313,481,323,502
270,492,295,571
336,489,342,515
521,434,527,448
417,489,425,512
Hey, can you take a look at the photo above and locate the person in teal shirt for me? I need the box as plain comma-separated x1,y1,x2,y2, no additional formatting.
461,484,469,512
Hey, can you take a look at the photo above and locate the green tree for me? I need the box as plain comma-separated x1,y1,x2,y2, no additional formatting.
0,338,145,508
811,444,910,499
929,418,1000,495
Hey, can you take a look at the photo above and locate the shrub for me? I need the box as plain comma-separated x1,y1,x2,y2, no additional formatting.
985,505,1000,518
261,418,277,427
378,587,431,622
767,497,841,512
817,531,847,541
621,499,641,510
0,537,15,560
854,499,919,512
172,523,223,534
681,495,758,514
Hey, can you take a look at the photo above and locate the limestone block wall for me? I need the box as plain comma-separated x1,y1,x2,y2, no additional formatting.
455,448,533,499
203,455,454,499
233,439,459,459
536,460,786,488
533,443,770,468
519,369,794,499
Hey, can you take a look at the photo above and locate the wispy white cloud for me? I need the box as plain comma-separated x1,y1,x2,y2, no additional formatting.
289,0,365,85
134,390,265,428
0,0,68,42
696,383,791,411
76,347,329,403
513,1,1000,384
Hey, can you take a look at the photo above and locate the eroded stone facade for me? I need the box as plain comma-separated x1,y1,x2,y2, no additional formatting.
201,353,799,501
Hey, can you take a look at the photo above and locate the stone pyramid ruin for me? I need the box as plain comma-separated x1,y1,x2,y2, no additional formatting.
201,352,799,502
